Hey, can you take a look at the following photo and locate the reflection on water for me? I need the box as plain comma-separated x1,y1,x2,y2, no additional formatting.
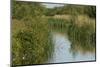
48,32,95,63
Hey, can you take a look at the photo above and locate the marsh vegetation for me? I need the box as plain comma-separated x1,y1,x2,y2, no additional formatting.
12,0,96,66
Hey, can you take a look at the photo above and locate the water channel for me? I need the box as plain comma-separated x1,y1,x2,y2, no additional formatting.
48,32,95,63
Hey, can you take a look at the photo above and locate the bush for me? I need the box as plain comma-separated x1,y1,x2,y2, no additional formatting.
12,17,54,65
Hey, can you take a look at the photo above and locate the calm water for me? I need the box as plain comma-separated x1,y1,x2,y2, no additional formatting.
48,32,95,63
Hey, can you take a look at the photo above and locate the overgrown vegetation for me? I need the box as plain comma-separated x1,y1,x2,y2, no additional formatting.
12,1,54,66
47,17,96,53
67,18,96,53
12,0,96,66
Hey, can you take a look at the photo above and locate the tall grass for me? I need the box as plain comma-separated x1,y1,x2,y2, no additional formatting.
67,16,96,53
12,17,54,65
48,18,69,33
47,15,96,53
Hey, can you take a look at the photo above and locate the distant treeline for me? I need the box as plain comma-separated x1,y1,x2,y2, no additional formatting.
12,1,96,19
45,5,96,18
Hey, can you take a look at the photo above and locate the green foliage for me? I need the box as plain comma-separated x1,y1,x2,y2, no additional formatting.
12,1,45,20
48,18,68,32
12,17,54,65
44,4,96,18
12,1,54,66
67,18,96,52
47,17,96,52
12,1,96,66
84,6,96,18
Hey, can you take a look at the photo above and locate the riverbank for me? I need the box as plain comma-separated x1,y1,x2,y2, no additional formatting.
47,16,96,53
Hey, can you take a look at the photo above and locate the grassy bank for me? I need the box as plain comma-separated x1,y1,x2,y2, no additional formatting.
12,17,54,65
67,16,96,53
12,1,54,66
47,15,96,53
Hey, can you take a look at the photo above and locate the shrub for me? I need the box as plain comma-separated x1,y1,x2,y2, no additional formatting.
12,17,54,65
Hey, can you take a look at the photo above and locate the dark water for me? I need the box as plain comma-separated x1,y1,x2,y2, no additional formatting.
48,32,95,63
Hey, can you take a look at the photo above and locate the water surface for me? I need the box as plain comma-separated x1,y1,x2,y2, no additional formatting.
48,32,95,63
